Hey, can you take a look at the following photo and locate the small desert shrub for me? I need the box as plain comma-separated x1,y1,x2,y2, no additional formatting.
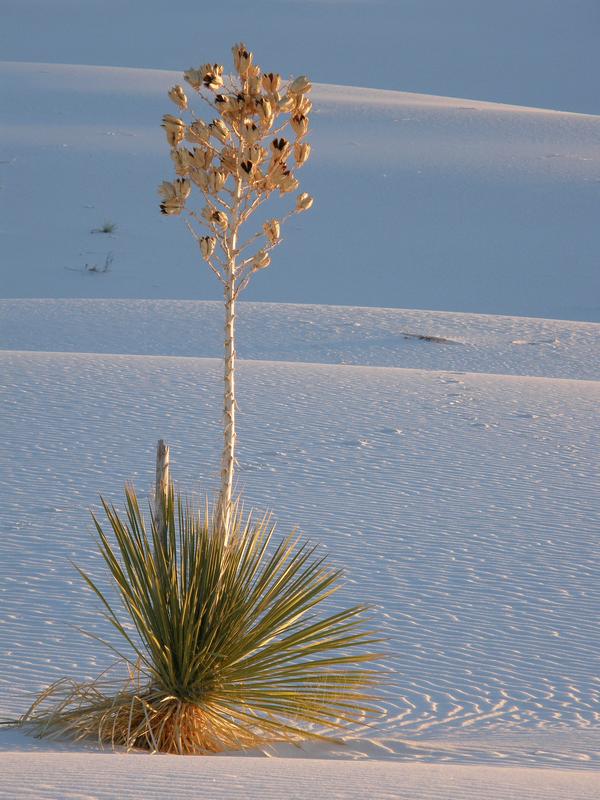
91,221,117,234
20,486,380,753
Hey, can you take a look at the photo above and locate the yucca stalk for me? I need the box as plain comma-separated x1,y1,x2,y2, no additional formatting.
20,486,381,753
159,44,314,539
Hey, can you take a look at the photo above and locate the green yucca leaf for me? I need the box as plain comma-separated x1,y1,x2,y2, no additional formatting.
21,485,383,753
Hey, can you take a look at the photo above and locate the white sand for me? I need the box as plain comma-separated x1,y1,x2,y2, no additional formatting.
1,2,598,796
2,751,600,800
1,307,599,797
1,60,598,319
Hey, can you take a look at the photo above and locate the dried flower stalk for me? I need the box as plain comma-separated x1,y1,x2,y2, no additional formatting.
159,44,313,541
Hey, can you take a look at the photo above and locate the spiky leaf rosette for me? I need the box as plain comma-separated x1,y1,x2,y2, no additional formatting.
20,486,381,753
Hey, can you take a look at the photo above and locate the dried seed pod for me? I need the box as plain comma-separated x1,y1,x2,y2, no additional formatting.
188,147,213,171
191,169,209,191
158,181,177,200
171,148,190,176
296,192,314,212
158,178,190,215
288,75,312,95
204,72,224,91
210,210,228,231
294,96,312,116
239,51,253,76
253,250,271,270
168,85,188,110
199,236,216,259
207,169,228,194
220,146,237,173
252,171,269,193
278,94,295,113
268,160,290,186
290,114,309,138
184,63,223,90
247,64,262,95
270,137,291,161
173,178,191,201
201,206,228,230
263,219,281,245
294,141,311,167
209,119,230,144
186,120,211,145
201,63,223,78
256,97,272,122
160,198,184,216
162,113,185,126
230,92,247,113
162,114,186,147
231,43,244,71
214,94,231,112
240,160,255,177
242,144,267,165
279,173,300,195
232,43,253,76
262,72,281,94
242,119,260,143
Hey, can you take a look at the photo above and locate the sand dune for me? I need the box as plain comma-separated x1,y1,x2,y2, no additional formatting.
2,6,599,795
1,319,598,773
2,751,600,800
1,299,599,380
1,61,599,319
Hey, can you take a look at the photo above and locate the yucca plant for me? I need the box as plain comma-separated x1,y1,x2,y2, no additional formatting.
20,486,380,753
14,46,383,754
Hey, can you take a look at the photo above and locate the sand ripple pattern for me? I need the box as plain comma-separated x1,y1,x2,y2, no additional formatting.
2,752,600,800
1,299,599,381
0,351,599,768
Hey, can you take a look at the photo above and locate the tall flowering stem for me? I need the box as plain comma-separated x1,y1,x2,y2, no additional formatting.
159,45,313,542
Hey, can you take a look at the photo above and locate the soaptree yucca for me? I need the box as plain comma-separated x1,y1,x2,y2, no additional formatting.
15,46,383,755
20,486,380,753
159,43,314,537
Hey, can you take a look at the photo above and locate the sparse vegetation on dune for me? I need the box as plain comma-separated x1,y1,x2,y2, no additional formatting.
90,221,117,235
21,486,380,753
